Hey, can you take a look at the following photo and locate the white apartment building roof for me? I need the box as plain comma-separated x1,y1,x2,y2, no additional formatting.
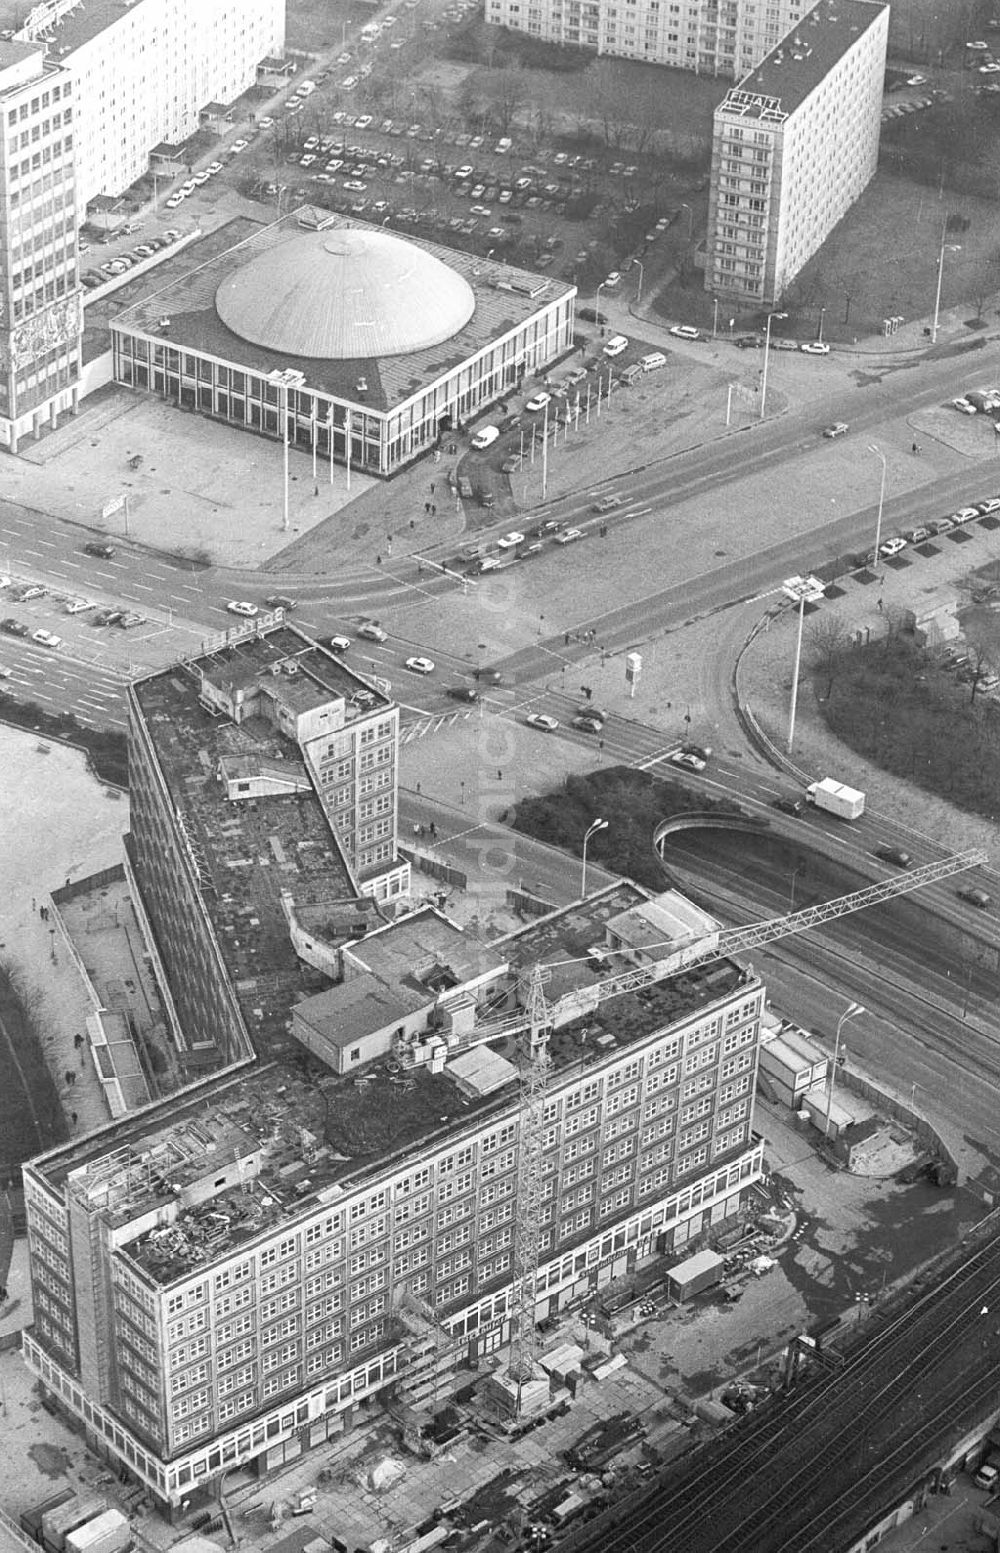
721,0,888,118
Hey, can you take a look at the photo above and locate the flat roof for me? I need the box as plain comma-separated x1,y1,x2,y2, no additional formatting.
109,209,575,415
0,0,150,57
720,0,887,120
31,883,755,1284
129,625,391,1053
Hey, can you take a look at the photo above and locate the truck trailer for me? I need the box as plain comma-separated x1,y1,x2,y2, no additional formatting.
805,779,865,821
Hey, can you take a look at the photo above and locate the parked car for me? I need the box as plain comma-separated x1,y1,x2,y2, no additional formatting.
905,526,931,544
822,422,849,439
952,397,977,414
31,629,61,649
603,335,629,358
470,425,500,450
879,537,908,557
0,618,27,636
525,393,551,413
799,341,831,355
669,325,700,341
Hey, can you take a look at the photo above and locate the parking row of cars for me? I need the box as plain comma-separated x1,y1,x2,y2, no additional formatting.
164,159,230,209
0,568,146,648
80,229,182,289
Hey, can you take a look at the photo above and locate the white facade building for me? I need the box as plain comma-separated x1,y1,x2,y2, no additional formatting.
3,0,284,208
485,0,807,79
0,39,81,452
705,0,888,305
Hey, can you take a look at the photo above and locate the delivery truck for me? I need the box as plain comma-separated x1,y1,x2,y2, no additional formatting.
805,778,865,820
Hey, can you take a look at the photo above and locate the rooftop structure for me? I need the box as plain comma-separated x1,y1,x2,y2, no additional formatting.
110,211,576,476
705,0,888,304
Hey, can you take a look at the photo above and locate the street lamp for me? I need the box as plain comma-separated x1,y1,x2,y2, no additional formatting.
680,202,692,240
868,443,886,575
630,258,644,305
267,368,306,532
825,1002,865,1137
581,817,608,898
931,221,962,345
595,280,608,329
759,311,788,420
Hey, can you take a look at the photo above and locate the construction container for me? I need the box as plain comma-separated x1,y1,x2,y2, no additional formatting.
665,1248,724,1303
20,1489,76,1543
65,1508,131,1553
42,1498,106,1553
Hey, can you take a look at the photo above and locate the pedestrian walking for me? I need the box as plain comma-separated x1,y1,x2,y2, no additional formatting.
430,482,435,495
376,554,382,565
431,504,436,516
425,502,431,513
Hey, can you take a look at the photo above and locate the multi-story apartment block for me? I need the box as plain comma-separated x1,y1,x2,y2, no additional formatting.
705,0,888,306
125,623,407,1067
23,875,765,1514
2,0,284,209
485,0,807,80
0,39,80,453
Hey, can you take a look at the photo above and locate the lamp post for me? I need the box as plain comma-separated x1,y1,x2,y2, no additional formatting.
787,594,806,754
759,310,788,420
931,222,962,345
630,258,644,305
267,368,305,532
581,817,608,898
868,443,886,575
680,202,692,239
595,280,608,329
825,1002,865,1137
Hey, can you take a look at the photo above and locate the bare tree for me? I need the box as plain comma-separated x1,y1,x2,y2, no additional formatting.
808,616,851,700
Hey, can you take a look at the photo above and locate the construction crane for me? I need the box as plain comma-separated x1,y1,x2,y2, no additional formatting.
395,847,988,1407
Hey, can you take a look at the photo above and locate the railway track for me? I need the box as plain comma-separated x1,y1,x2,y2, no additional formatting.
566,1228,1000,1553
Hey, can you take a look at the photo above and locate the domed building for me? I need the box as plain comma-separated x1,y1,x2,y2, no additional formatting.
111,208,576,477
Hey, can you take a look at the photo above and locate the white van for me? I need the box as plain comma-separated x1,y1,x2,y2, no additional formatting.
640,351,666,372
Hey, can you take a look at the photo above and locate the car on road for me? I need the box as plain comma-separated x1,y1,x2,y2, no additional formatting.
822,422,849,439
229,138,249,154
405,656,435,674
497,531,524,550
526,713,559,732
952,397,977,414
525,392,551,412
603,335,629,357
32,629,61,649
593,494,623,513
875,845,911,867
0,618,27,636
669,325,700,341
84,540,116,558
800,341,831,355
958,886,992,909
879,537,908,557
682,742,712,762
446,686,479,703
555,527,584,544
328,634,352,652
604,271,622,288
773,795,804,817
669,750,707,772
227,600,258,616
357,620,388,642
572,714,603,733
258,117,274,129
470,425,500,450
264,594,297,612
